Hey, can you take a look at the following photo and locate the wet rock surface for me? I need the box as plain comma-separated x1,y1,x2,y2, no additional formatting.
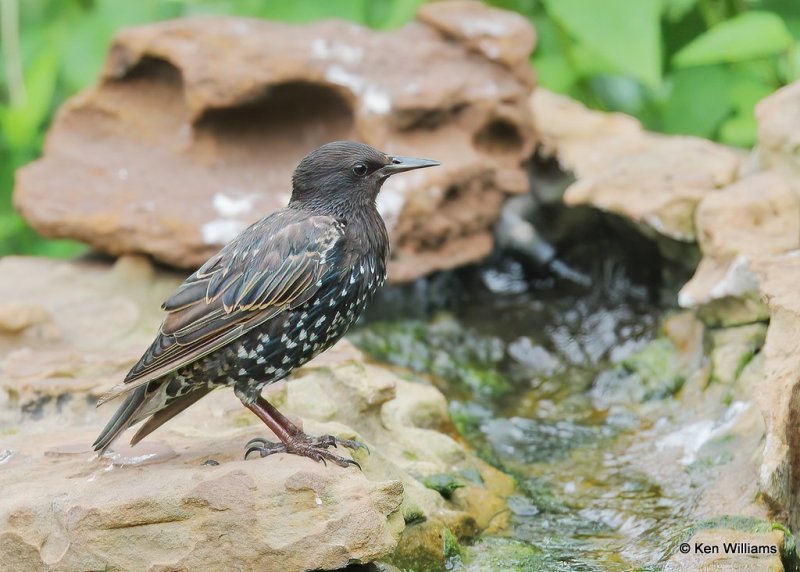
14,3,536,283
0,256,512,571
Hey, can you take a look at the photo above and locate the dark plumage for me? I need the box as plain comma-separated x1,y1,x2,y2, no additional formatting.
94,141,439,466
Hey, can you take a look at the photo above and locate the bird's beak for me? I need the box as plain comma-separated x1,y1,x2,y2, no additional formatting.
381,156,441,175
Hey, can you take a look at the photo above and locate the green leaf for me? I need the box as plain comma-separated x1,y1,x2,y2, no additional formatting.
217,0,370,24
590,75,650,115
542,0,662,87
366,0,423,29
718,75,776,147
719,113,757,147
570,42,620,77
660,65,733,138
661,0,698,23
674,12,795,67
729,77,775,114
532,52,579,92
0,50,58,150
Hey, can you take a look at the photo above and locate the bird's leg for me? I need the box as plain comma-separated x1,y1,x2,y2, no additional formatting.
243,395,367,468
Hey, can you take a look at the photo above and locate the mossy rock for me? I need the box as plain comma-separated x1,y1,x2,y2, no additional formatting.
350,316,512,399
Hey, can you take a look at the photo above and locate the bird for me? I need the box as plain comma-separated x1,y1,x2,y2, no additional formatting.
93,141,439,467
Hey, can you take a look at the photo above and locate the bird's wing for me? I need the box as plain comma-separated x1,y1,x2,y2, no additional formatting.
98,210,345,404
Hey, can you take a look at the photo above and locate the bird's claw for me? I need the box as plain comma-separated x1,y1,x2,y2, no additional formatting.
243,434,366,469
310,435,370,455
244,439,286,460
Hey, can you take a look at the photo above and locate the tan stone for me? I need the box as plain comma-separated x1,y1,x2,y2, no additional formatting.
679,172,799,324
709,323,767,386
750,253,800,527
0,431,403,572
15,4,537,282
756,80,800,197
530,88,646,178
531,89,742,242
0,256,513,570
695,172,799,259
417,0,536,72
563,136,740,242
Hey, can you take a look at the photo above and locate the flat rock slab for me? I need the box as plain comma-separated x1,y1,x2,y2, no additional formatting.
15,3,537,282
0,430,403,572
0,255,514,570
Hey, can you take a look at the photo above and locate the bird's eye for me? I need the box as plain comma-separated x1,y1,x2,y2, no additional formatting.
352,163,368,176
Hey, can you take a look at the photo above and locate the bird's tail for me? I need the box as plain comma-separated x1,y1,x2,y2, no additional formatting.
93,384,148,454
93,380,214,454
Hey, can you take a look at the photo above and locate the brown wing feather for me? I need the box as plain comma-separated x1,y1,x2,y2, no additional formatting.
98,210,344,405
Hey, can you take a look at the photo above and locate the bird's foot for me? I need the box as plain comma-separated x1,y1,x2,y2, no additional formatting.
244,434,367,469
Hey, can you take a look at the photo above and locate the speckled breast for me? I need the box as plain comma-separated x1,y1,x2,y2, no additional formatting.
169,255,386,399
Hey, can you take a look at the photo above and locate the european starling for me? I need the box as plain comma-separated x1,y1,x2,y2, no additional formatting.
93,141,439,467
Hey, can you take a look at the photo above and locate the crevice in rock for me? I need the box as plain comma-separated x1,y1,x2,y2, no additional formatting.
473,119,524,156
392,103,467,131
117,56,184,87
192,81,356,171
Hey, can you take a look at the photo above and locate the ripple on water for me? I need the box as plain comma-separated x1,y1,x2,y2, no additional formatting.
354,219,695,570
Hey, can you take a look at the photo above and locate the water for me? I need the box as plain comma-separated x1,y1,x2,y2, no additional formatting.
351,209,701,570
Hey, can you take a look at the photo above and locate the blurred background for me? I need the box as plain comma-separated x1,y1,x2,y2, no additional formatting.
1,0,798,256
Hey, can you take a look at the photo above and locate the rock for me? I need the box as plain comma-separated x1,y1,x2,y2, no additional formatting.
530,88,742,245
695,173,799,259
756,80,800,196
679,257,770,328
562,136,741,242
417,1,536,72
708,324,767,387
529,88,800,550
15,4,537,283
0,256,513,570
530,88,645,179
0,303,50,334
749,253,800,528
0,435,403,572
0,255,181,426
666,528,785,571
678,172,799,326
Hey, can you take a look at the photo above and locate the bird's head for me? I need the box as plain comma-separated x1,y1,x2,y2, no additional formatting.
290,141,439,214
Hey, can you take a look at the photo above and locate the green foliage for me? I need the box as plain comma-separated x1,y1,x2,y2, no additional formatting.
1,0,797,257
543,0,662,88
513,0,798,146
674,11,793,66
